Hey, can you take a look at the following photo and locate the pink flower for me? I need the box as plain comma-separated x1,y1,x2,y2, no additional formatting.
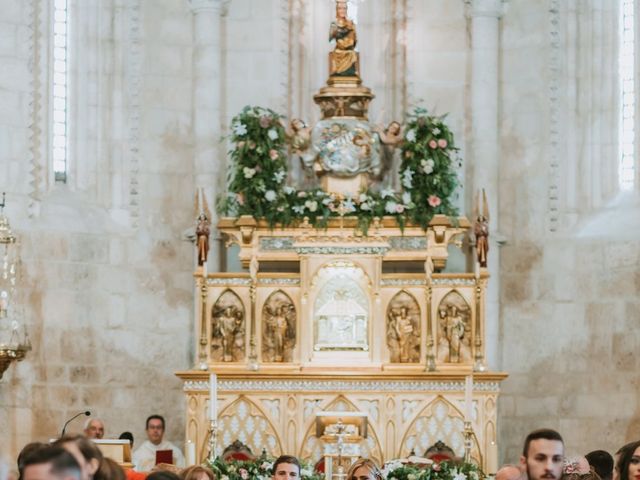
297,191,307,198
437,138,448,148
428,195,441,207
236,193,245,206
248,141,256,150
433,464,441,472
269,149,279,160
428,140,438,149
395,204,405,213
237,141,245,149
239,469,249,480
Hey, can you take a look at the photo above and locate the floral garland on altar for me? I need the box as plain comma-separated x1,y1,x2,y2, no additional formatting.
382,460,485,480
206,457,483,480
217,106,461,231
208,457,322,480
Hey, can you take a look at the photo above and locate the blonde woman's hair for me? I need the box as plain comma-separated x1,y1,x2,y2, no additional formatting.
346,459,383,480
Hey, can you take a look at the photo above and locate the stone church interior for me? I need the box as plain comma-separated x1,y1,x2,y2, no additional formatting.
0,1,639,480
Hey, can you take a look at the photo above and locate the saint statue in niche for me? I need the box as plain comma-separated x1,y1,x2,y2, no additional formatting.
262,292,296,363
329,1,358,78
436,293,472,363
386,291,420,363
211,292,245,362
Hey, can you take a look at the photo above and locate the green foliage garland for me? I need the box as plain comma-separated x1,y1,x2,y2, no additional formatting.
218,106,461,231
207,457,322,480
382,460,484,480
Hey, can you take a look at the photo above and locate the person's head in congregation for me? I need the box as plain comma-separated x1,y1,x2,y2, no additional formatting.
347,459,383,480
93,458,125,480
179,466,215,480
272,455,300,480
18,443,48,480
586,451,614,480
615,440,640,480
496,464,524,480
118,433,134,449
145,416,166,446
520,428,564,480
83,419,105,440
146,472,180,480
21,446,81,480
53,435,103,480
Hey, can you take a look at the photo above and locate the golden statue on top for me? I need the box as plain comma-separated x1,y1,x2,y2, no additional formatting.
329,1,359,78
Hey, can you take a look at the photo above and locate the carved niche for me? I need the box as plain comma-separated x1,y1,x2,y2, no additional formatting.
436,290,472,364
261,290,296,363
211,290,245,362
386,290,421,363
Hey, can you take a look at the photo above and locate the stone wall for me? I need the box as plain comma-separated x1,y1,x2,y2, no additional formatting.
0,0,196,459
499,0,640,462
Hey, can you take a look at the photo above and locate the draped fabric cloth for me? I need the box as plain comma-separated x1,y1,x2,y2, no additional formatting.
132,440,185,471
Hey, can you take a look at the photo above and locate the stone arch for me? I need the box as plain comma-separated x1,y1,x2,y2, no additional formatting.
298,395,383,466
218,395,283,458
398,395,480,462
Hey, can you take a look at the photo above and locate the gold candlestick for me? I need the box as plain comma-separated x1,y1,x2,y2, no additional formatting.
208,419,218,463
463,421,474,463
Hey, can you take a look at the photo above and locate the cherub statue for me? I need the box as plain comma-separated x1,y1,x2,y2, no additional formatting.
375,121,403,188
286,118,311,153
474,189,490,268
194,188,211,267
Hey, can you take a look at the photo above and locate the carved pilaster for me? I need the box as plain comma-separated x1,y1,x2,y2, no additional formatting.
198,277,209,369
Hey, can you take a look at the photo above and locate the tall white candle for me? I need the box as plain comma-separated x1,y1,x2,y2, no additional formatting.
185,440,196,466
487,440,498,474
464,374,473,422
210,373,217,421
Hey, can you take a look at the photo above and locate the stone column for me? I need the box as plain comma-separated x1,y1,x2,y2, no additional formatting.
466,0,505,370
188,0,229,271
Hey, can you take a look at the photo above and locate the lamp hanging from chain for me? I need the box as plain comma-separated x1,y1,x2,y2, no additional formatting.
0,193,31,379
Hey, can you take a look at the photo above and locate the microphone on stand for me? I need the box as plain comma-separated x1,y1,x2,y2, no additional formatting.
61,411,91,437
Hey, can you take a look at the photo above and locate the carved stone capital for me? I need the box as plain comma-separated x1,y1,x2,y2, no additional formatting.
465,0,507,18
188,0,230,15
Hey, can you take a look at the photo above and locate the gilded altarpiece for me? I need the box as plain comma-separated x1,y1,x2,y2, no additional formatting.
177,216,507,472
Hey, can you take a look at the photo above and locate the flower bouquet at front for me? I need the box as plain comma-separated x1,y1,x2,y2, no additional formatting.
382,460,484,480
207,457,324,480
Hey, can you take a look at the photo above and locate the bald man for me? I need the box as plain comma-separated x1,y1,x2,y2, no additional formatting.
83,419,105,439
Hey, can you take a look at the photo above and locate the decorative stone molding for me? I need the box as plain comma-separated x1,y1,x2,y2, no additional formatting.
547,0,561,232
260,237,295,251
188,0,230,15
380,279,426,286
183,379,501,393
127,0,142,227
206,277,251,286
27,0,45,218
465,0,507,18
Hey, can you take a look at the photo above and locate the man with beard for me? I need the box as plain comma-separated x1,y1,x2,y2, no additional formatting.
520,429,565,480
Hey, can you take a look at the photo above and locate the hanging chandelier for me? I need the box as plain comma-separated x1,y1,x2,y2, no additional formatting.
0,193,31,379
